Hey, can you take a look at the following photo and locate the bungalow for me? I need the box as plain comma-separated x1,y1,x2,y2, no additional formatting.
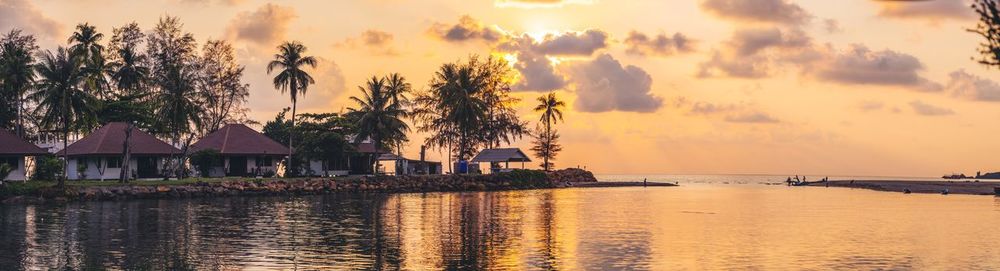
0,130,49,181
62,122,179,180
304,142,387,177
190,124,288,177
471,148,532,174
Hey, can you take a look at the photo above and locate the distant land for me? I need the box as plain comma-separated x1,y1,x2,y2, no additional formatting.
942,171,1000,180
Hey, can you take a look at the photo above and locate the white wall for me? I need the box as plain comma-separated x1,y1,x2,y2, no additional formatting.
67,157,166,181
2,156,28,181
306,159,349,177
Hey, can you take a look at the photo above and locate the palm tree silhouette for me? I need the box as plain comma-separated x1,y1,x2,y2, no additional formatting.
533,92,565,171
31,47,98,186
348,75,411,174
267,41,317,176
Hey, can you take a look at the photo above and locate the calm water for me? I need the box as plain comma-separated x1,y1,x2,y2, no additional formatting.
2,175,1000,270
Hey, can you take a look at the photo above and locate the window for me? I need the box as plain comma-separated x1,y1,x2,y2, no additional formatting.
0,157,19,168
256,156,273,167
106,157,122,169
78,157,88,168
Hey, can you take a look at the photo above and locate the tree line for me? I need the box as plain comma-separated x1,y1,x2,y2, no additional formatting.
0,16,567,185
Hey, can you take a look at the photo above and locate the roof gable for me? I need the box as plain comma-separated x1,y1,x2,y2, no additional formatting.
190,124,289,155
62,122,179,156
0,130,48,155
471,148,532,163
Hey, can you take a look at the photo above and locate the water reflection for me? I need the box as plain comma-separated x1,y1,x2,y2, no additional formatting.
2,185,1000,270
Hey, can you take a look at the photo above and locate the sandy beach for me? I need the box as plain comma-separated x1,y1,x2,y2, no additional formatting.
807,180,1000,196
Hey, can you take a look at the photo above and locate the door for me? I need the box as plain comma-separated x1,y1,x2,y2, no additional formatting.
229,156,248,177
136,157,159,179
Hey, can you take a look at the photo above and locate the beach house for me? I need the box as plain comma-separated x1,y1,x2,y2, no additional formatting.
190,124,288,177
0,130,50,181
62,122,179,180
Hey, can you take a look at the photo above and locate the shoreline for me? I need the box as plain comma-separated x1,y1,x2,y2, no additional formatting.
0,169,676,205
806,180,1000,196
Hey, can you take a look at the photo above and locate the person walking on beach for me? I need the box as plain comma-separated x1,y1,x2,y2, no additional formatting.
643,178,647,187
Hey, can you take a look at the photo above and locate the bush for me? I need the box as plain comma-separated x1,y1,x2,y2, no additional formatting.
189,149,220,178
32,155,62,181
0,163,12,181
493,169,549,187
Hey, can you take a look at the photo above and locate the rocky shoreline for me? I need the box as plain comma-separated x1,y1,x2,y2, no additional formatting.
1,169,675,204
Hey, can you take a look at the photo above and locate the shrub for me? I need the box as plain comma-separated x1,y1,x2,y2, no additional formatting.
0,163,12,181
32,155,62,181
493,169,549,187
188,149,220,178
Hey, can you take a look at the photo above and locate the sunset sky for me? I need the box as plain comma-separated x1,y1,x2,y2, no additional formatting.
2,0,998,176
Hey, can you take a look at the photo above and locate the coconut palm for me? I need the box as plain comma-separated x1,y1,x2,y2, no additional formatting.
108,44,149,95
533,92,565,171
267,41,317,175
348,75,411,174
68,23,110,100
31,47,99,186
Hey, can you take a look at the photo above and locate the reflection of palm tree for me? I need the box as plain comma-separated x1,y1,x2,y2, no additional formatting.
348,76,410,174
533,93,565,171
267,41,317,175
32,48,98,186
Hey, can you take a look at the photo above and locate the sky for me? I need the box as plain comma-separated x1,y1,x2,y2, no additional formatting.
1,0,998,177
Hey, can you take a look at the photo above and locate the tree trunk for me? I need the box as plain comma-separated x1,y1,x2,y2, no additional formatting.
289,99,296,177
59,90,68,188
544,119,550,171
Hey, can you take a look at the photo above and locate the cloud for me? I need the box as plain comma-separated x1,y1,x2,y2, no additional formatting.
226,3,297,48
335,29,399,56
495,0,593,8
698,27,819,78
813,44,942,92
946,70,1000,102
0,0,63,39
496,30,609,91
858,100,885,112
563,54,663,113
427,15,506,42
512,51,567,91
624,31,695,57
679,100,779,123
909,100,954,116
499,30,609,56
878,0,973,20
700,0,811,25
176,0,247,6
724,111,780,123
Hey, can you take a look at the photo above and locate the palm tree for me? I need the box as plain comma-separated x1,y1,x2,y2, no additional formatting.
67,23,104,63
267,41,317,176
0,30,38,137
31,47,98,186
68,23,110,101
108,44,148,95
428,62,487,161
348,76,411,174
533,92,565,171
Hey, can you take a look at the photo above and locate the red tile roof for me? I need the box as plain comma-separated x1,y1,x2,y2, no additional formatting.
61,122,179,156
190,124,289,155
0,130,48,155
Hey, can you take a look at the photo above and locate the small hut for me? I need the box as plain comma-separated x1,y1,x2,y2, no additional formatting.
471,148,532,174
0,130,49,181
61,122,179,180
190,124,288,177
